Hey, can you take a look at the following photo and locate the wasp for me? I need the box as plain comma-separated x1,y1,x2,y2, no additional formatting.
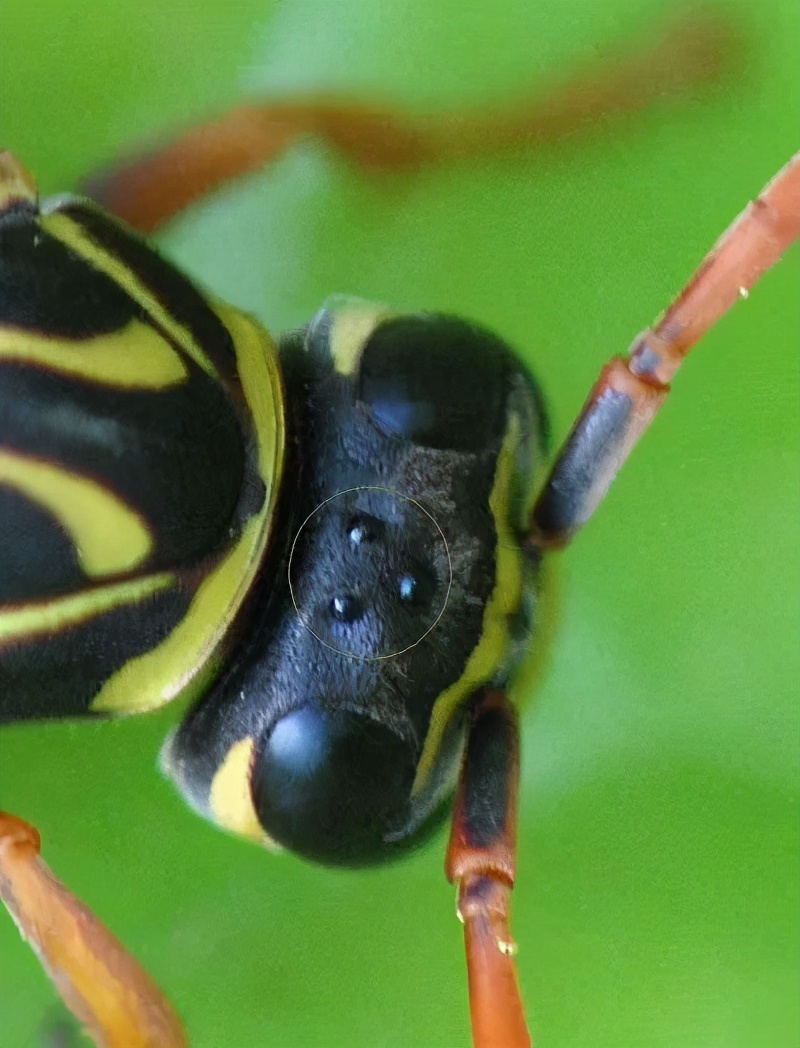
1,11,798,1048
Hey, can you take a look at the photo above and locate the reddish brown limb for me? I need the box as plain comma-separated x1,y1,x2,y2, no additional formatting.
0,150,39,212
0,812,188,1048
82,13,738,234
446,691,530,1048
531,150,800,550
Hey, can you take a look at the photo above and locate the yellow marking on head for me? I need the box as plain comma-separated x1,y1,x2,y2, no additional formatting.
210,737,268,842
0,451,152,577
314,296,394,377
0,573,174,646
0,321,187,388
412,415,525,795
92,307,285,715
42,210,218,380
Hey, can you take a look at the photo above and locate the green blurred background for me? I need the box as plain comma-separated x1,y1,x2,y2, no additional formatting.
1,1,798,1046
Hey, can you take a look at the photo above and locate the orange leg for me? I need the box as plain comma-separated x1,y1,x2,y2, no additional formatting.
0,812,188,1048
82,13,739,234
444,150,800,1048
530,150,800,549
446,691,529,1048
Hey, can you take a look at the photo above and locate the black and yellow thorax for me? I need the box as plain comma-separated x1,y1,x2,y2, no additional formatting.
0,175,546,866
0,183,284,721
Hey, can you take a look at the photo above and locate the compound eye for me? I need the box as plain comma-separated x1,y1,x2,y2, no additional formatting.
357,315,511,451
251,704,417,866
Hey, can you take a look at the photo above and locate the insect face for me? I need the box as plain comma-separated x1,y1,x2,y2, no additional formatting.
163,303,548,866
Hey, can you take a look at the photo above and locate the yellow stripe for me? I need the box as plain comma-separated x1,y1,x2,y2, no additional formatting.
209,738,266,841
412,414,526,795
314,296,394,377
92,517,258,713
0,321,187,389
92,306,285,715
41,211,218,381
0,451,153,577
0,573,174,646
210,737,263,839
220,303,284,499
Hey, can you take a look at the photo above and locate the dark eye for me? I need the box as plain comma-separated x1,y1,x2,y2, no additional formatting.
357,314,512,451
251,704,417,866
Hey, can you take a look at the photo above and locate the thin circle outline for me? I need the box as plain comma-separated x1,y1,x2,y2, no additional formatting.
287,485,453,661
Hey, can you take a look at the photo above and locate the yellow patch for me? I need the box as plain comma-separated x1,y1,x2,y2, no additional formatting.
209,737,268,842
0,573,174,646
42,210,218,380
217,303,284,489
313,296,394,377
92,518,249,713
0,450,152,577
411,414,525,795
91,307,285,715
0,321,187,389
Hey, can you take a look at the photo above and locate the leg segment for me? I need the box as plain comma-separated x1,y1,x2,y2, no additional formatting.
0,812,188,1048
82,14,737,234
446,690,530,1048
530,150,800,550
